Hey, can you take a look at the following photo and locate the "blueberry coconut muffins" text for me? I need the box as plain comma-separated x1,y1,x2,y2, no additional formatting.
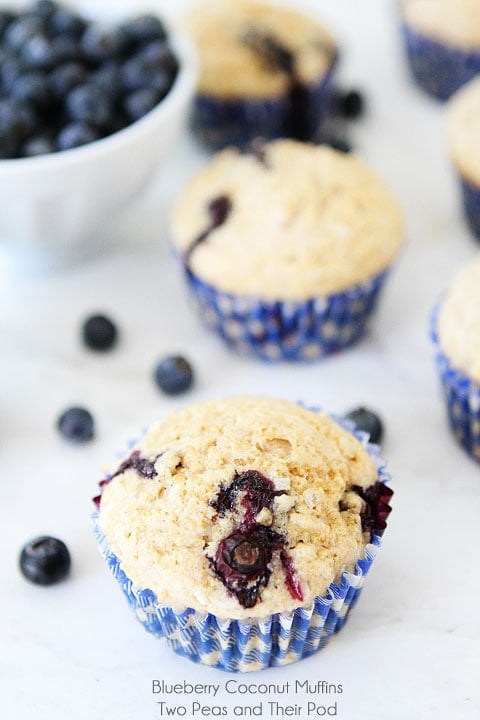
93,396,393,671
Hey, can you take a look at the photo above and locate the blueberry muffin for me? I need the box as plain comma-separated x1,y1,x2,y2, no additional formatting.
432,255,480,462
184,0,337,149
401,0,480,100
447,76,480,239
170,139,404,361
93,396,393,671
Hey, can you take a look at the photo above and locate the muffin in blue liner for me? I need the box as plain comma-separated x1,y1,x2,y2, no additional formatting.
93,397,393,672
400,1,480,101
431,286,480,463
401,23,480,100
446,76,480,241
190,61,337,151
183,266,389,362
185,0,338,150
171,141,403,362
459,177,480,240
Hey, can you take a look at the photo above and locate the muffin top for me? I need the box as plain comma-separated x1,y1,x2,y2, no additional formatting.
97,396,390,620
402,0,480,49
184,0,336,97
447,76,480,181
437,254,480,381
171,140,403,300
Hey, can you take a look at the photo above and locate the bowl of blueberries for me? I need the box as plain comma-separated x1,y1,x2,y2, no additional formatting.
0,0,197,265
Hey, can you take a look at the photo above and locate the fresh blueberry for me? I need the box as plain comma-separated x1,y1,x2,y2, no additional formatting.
49,7,86,38
50,61,87,98
0,55,26,92
0,98,37,143
81,24,126,63
21,134,55,157
154,355,194,395
56,121,98,150
3,16,44,52
65,83,113,127
11,71,53,112
21,33,58,69
32,1,58,20
123,87,160,121
120,56,152,92
336,89,365,120
344,406,383,445
0,10,15,38
19,536,71,585
90,60,122,99
57,406,95,442
50,35,82,64
82,314,118,351
138,40,178,76
326,137,352,154
120,14,167,45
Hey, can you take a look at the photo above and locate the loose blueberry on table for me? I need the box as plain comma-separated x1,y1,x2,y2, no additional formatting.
344,406,384,445
19,535,71,585
82,313,118,352
57,406,95,443
335,88,365,120
154,355,194,396
0,1,179,158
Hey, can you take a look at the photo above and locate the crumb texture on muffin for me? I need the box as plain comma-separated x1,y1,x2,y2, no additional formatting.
438,255,480,381
447,76,480,181
402,0,480,48
184,0,336,97
98,396,381,619
171,141,403,299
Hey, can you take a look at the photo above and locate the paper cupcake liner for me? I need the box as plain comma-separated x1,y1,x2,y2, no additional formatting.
459,175,480,241
183,266,389,361
431,304,480,462
93,419,392,672
190,63,337,151
402,23,480,100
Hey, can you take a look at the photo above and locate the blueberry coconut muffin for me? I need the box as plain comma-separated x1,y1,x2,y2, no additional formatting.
447,76,480,239
93,396,393,671
184,0,337,149
170,139,403,361
401,0,480,100
432,255,480,462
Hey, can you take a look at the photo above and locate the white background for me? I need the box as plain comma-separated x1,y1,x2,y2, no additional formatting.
1,1,479,718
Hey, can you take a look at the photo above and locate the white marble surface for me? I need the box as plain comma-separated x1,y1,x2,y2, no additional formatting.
1,1,480,718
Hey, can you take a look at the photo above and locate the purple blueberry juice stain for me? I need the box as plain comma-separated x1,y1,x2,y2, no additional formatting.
209,469,303,607
348,481,393,538
241,28,320,142
186,194,232,265
93,449,161,508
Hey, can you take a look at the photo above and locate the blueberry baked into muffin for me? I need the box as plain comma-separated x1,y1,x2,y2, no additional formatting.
432,254,480,463
93,396,393,671
401,0,480,100
171,139,403,361
185,0,337,149
447,76,480,239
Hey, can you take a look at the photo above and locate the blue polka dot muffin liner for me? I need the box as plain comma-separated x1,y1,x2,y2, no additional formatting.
458,175,480,241
431,305,480,462
402,23,480,100
190,62,337,151
183,266,389,362
92,421,392,672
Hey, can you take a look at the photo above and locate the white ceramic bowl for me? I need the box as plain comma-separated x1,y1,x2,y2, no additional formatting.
0,28,197,267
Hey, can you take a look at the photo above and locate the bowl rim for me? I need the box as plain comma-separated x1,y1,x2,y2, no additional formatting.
0,32,198,176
